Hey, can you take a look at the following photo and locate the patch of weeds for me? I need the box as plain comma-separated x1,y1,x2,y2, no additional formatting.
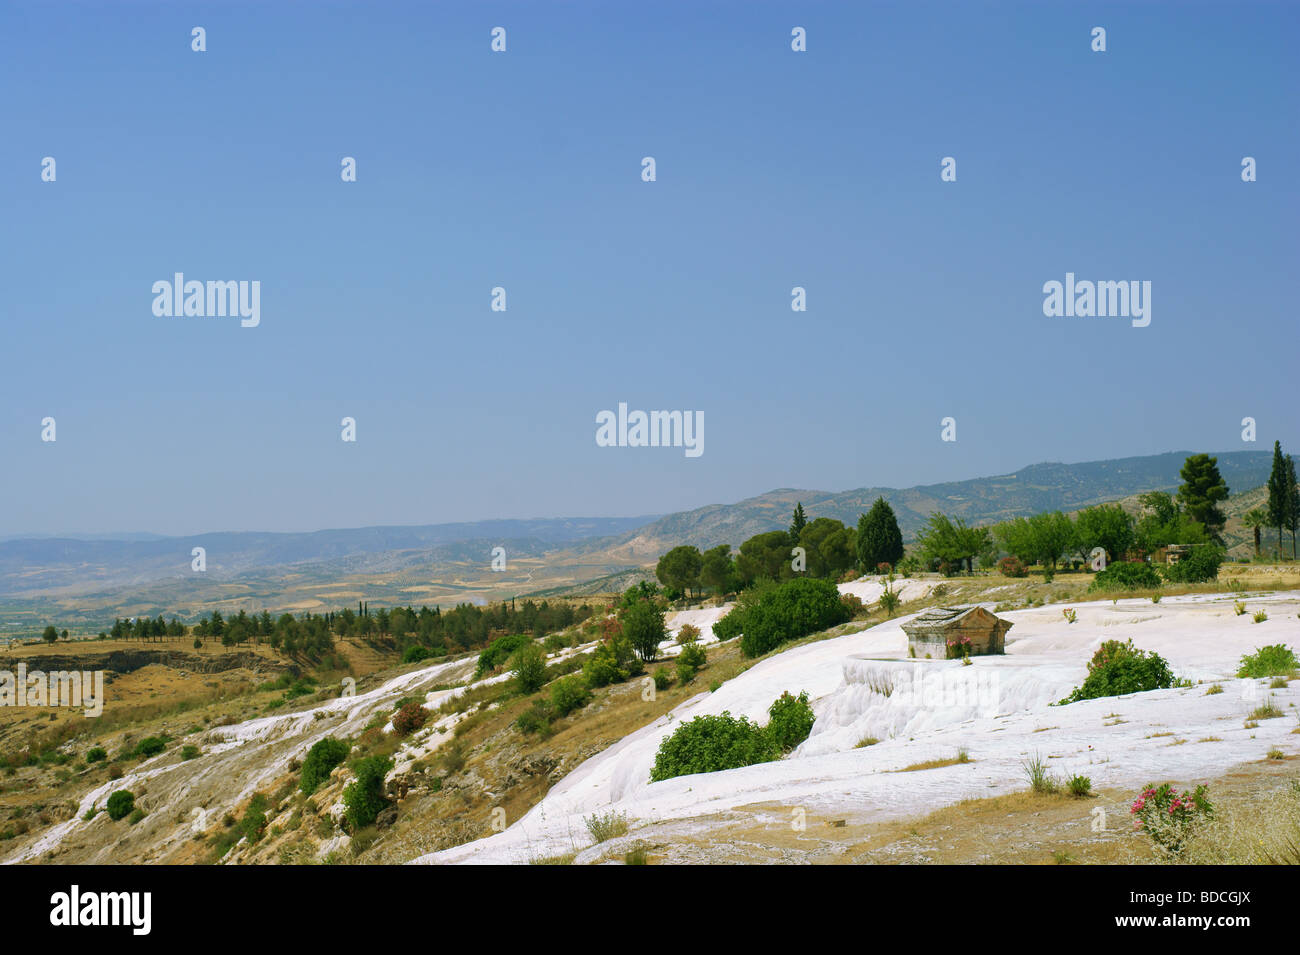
624,842,650,865
584,810,629,844
1249,698,1284,721
1023,752,1059,795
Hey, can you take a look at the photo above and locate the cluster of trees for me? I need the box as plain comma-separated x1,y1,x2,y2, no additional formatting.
311,599,592,649
101,597,594,661
508,590,686,736
191,609,336,657
104,617,184,641
655,497,906,598
917,453,1241,576
1259,440,1299,558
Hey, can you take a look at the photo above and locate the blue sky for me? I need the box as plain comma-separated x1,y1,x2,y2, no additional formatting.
2,1,1296,537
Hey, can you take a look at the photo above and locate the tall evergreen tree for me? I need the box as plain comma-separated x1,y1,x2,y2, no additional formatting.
1287,455,1298,559
857,497,904,571
789,502,807,541
1267,440,1289,557
1177,453,1229,543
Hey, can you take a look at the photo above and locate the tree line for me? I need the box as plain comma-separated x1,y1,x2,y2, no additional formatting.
42,597,594,662
653,496,906,597
652,450,1290,594
916,451,1282,577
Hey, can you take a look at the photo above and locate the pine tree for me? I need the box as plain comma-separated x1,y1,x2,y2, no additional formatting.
1177,453,1229,543
789,503,807,541
1267,440,1289,557
857,497,905,572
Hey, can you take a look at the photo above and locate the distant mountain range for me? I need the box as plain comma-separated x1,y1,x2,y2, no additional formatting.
595,450,1276,557
0,450,1276,627
0,517,660,597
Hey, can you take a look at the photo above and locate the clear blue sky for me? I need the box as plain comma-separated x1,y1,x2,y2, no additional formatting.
2,1,1296,537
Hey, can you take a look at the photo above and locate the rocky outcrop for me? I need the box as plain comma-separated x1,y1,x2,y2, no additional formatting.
10,650,293,677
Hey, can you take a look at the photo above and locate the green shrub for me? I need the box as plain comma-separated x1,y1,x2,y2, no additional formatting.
650,712,778,782
677,641,707,670
515,701,552,735
281,678,317,701
475,632,533,677
85,746,107,764
1237,644,1298,678
134,737,166,758
713,612,743,643
652,668,672,691
239,793,269,843
128,807,147,825
723,578,850,658
1067,774,1092,797
1161,545,1224,584
300,737,350,796
343,755,393,831
106,790,135,821
765,691,815,753
1058,639,1173,704
620,599,667,662
550,675,591,717
877,585,901,616
582,634,641,688
402,645,431,663
676,662,697,684
181,745,201,761
511,642,548,694
1089,561,1162,592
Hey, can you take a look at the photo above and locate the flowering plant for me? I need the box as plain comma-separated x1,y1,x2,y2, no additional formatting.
945,634,972,660
1130,782,1214,855
1063,608,1077,624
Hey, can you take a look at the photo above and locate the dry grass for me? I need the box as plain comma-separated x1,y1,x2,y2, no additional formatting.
893,748,971,773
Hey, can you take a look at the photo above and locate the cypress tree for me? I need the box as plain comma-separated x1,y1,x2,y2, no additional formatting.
1287,455,1298,559
789,503,807,541
1267,440,1288,557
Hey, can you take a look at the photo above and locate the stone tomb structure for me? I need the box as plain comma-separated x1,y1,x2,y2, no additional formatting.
901,606,1012,659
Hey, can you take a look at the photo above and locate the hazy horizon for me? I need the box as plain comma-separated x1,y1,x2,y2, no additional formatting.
0,446,1274,540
